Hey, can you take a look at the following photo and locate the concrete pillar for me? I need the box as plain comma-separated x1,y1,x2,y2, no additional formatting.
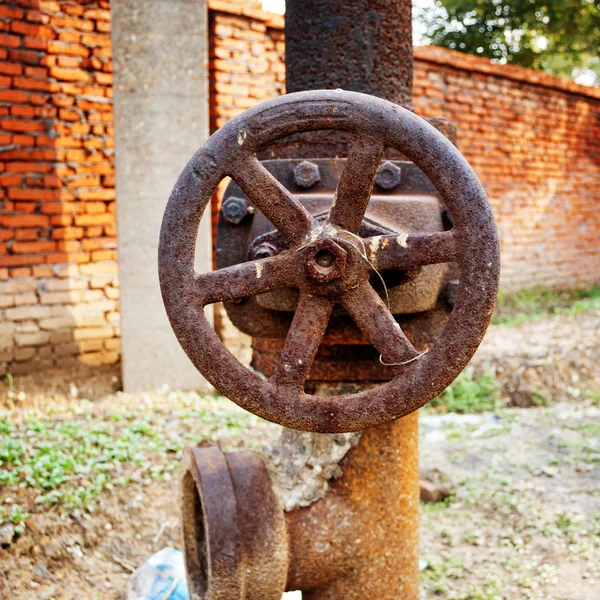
112,0,211,392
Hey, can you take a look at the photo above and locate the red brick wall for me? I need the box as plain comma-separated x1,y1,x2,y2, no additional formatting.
412,47,600,290
0,1,599,377
0,0,118,376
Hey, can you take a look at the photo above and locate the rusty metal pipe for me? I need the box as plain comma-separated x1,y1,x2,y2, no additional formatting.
286,414,419,599
282,4,419,595
181,415,419,600
285,0,414,109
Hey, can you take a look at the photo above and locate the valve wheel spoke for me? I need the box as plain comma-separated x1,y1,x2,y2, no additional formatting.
230,155,313,246
367,231,457,271
328,134,385,233
194,252,297,306
341,283,419,365
270,294,333,390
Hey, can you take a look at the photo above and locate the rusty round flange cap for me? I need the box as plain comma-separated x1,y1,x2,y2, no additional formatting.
180,444,288,600
159,90,500,433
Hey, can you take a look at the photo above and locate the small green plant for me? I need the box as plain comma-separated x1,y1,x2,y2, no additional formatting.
2,372,13,390
0,504,29,535
428,367,498,414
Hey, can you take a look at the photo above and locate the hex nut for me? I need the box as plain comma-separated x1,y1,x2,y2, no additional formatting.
221,196,250,225
251,242,279,260
294,161,321,189
375,161,402,190
304,238,347,283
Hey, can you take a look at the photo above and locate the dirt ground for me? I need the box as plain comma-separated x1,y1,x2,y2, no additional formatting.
0,310,599,599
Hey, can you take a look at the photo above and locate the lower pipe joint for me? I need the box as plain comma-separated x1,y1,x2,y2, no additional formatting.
181,444,289,600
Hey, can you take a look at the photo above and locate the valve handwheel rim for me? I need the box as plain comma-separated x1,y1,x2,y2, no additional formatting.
159,90,500,433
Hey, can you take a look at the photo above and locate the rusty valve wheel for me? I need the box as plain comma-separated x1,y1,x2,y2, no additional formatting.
159,90,500,433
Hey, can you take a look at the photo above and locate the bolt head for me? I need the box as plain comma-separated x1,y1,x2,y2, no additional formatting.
252,242,278,260
304,238,347,283
221,196,249,225
294,161,321,189
375,161,402,190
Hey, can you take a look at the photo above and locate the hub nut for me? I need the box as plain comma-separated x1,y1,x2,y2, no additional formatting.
375,161,402,190
304,238,347,283
294,161,321,189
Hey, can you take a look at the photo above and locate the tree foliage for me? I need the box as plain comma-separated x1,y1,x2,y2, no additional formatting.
417,0,600,83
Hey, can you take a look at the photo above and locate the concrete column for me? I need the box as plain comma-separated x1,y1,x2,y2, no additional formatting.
112,0,211,392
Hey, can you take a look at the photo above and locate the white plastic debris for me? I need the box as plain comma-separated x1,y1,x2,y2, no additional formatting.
128,548,189,600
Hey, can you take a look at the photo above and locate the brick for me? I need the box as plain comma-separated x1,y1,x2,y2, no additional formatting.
0,119,46,132
77,189,115,202
32,266,53,277
0,6,24,20
52,227,84,240
13,77,58,92
49,66,92,83
0,174,22,187
78,261,117,276
0,279,36,294
49,215,72,226
0,90,28,103
14,228,37,241
44,278,87,292
74,214,114,226
73,325,113,341
0,62,22,76
24,65,47,78
40,291,79,305
11,22,56,40
15,331,50,347
12,241,56,254
1,214,49,228
8,267,30,278
0,254,41,267
5,305,53,321
47,41,90,57
78,339,103,352
0,33,21,49
84,8,111,21
14,292,36,307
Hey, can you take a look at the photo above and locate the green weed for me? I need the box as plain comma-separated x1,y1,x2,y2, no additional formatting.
428,367,499,414
0,392,256,513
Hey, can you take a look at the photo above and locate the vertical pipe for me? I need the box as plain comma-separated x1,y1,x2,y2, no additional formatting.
283,3,420,596
285,414,420,599
285,0,414,109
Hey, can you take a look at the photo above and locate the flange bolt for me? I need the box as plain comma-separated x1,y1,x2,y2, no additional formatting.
294,161,321,189
375,161,402,190
221,196,251,225
252,242,279,260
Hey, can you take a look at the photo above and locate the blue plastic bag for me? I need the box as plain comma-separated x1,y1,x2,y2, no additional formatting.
128,548,189,600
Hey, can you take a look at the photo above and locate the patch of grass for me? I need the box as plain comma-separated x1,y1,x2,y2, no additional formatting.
0,391,261,513
493,284,600,326
421,496,455,516
427,367,498,414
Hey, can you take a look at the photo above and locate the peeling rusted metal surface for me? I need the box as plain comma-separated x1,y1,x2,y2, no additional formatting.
286,413,420,598
180,444,289,600
159,90,500,433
